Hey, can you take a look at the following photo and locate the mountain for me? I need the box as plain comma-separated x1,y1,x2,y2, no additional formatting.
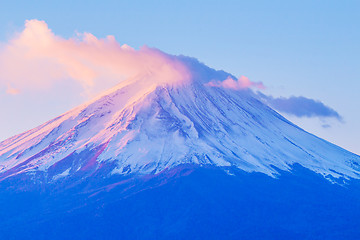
0,57,360,239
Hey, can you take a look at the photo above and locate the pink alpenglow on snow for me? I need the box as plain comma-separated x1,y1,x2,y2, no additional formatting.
206,76,265,90
0,20,191,96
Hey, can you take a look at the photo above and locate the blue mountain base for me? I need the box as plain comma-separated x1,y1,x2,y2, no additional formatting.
1,164,360,240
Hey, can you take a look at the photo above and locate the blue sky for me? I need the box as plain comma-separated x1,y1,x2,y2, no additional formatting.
0,0,359,154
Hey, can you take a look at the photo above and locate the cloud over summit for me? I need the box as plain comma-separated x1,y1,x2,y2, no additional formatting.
0,19,190,96
0,19,341,122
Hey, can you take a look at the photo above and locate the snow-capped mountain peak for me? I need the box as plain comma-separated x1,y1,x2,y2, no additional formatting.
0,62,359,182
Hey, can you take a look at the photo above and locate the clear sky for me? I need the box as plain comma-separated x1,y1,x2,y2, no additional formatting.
0,0,359,155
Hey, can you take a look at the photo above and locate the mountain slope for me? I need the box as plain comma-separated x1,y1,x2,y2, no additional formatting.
1,58,360,240
0,62,359,183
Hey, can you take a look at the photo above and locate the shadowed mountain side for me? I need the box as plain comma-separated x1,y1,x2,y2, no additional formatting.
0,165,359,240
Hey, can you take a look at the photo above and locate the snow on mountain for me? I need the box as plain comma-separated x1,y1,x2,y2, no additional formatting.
0,58,359,182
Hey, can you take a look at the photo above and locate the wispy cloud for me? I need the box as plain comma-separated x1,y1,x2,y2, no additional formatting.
5,85,20,95
206,76,265,90
259,93,342,120
0,19,191,96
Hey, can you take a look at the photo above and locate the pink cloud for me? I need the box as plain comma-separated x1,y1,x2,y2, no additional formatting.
206,76,265,90
5,85,20,95
0,20,191,96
